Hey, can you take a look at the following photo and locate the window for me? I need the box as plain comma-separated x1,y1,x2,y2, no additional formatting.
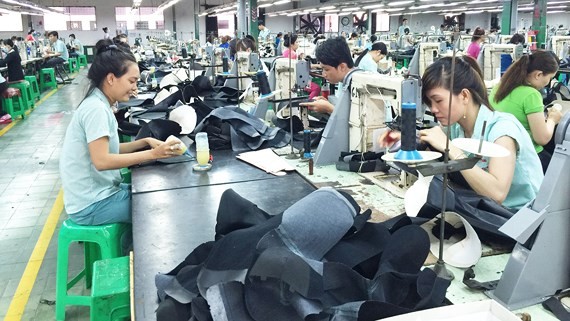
375,13,389,32
115,7,165,32
44,7,97,31
0,12,23,32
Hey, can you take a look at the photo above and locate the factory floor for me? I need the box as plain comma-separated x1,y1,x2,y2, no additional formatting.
1,69,90,321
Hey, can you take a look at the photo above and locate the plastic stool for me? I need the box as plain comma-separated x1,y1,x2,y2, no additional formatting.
78,54,88,68
8,80,34,110
1,88,25,120
67,57,79,73
55,220,131,321
40,68,57,91
24,75,41,101
91,256,131,321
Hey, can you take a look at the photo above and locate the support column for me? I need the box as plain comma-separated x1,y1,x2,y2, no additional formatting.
501,0,518,35
367,10,372,35
237,0,247,38
249,0,259,39
531,0,547,47
172,6,177,40
194,0,200,40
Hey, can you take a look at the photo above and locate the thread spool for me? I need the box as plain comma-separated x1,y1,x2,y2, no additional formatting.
303,129,312,159
395,102,422,160
257,71,271,96
222,56,229,72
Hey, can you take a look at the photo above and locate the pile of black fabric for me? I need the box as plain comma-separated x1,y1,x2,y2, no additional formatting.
155,188,451,321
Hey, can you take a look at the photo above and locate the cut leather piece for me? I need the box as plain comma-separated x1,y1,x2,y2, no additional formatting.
206,281,254,321
169,104,197,135
135,119,182,141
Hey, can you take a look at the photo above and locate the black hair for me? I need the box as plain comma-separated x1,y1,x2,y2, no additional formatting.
508,33,525,45
47,31,59,38
69,34,76,39
350,32,358,39
494,50,558,103
370,35,377,43
471,27,485,42
277,32,283,37
207,35,214,44
404,28,410,34
315,37,354,68
3,39,14,47
258,21,265,26
245,34,255,42
86,39,136,97
103,27,108,32
283,34,298,48
236,38,257,52
422,56,491,110
402,18,408,22
28,29,34,35
355,41,387,67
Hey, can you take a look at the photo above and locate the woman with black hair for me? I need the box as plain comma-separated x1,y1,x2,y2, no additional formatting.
59,39,182,225
354,42,387,73
466,26,485,58
0,39,24,82
282,34,299,59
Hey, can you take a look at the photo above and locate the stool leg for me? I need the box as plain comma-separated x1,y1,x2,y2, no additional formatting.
84,242,102,289
55,238,71,321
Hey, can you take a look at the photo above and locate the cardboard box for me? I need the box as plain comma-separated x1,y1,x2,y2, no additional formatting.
381,300,520,321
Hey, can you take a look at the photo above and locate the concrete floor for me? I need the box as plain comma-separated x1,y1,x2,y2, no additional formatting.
0,69,91,321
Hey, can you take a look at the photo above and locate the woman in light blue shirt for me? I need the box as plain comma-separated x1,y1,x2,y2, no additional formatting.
60,39,182,225
354,42,387,73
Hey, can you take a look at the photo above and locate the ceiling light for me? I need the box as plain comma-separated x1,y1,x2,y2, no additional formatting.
363,4,384,9
342,7,360,11
258,3,273,7
326,9,339,12
465,10,484,14
388,0,414,6
274,0,291,4
321,6,336,10
155,0,180,14
384,7,406,11
548,10,565,12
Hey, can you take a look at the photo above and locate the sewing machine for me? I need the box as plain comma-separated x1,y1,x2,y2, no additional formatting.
477,44,523,82
348,72,423,153
550,36,570,59
487,113,570,310
296,37,316,58
498,35,514,44
204,47,229,80
408,42,447,77
224,51,263,91
457,35,473,52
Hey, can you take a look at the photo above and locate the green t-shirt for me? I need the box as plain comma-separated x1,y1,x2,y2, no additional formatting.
489,85,544,153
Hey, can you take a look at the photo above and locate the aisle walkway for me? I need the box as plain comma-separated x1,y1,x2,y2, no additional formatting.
1,70,90,321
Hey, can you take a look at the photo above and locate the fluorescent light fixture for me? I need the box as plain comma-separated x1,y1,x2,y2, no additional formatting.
305,8,317,11
465,10,483,14
388,0,414,6
488,8,503,11
363,4,384,9
518,7,534,10
326,9,340,12
258,3,273,7
547,5,567,8
155,0,180,14
342,7,361,11
1,0,64,14
286,12,297,16
548,10,565,12
199,12,208,16
384,7,406,11
274,0,291,4
548,0,570,4
321,6,336,10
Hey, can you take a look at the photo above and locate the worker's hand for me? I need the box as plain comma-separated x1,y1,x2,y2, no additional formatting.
151,139,184,158
145,137,163,149
547,107,563,124
419,126,448,152
299,98,334,114
377,130,401,148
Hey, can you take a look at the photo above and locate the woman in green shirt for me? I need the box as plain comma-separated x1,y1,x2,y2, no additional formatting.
490,50,563,172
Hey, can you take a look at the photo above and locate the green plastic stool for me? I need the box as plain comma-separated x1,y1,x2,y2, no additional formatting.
67,57,79,73
40,68,57,91
120,168,131,184
55,220,131,321
24,75,41,102
8,81,34,110
78,54,88,68
91,256,131,321
1,89,25,120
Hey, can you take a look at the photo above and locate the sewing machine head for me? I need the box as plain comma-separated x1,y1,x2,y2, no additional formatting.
408,42,447,77
478,44,523,82
272,58,310,100
550,36,570,59
349,72,423,151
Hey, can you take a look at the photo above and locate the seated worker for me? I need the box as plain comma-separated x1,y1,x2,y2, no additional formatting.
400,28,415,50
68,34,84,58
379,56,543,210
508,33,525,45
43,31,69,68
59,39,183,225
236,37,269,74
0,39,25,82
354,41,387,73
466,27,485,59
299,37,359,114
282,34,299,59
490,50,562,172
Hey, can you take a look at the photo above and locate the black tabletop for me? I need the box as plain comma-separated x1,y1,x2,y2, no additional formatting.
132,149,281,194
132,173,315,320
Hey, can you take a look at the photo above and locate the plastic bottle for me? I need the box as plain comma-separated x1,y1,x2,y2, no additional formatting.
151,75,157,89
321,81,330,99
265,107,275,126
